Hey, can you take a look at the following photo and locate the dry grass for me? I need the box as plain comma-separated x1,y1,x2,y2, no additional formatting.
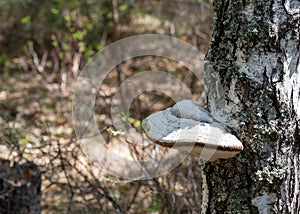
0,0,213,213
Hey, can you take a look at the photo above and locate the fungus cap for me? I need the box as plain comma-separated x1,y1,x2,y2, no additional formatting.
142,100,243,161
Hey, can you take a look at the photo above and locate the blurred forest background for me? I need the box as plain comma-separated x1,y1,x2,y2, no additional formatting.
0,0,214,213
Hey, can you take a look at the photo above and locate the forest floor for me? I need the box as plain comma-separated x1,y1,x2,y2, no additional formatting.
0,1,213,213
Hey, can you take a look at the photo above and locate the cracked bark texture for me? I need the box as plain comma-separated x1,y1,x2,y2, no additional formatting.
204,0,299,213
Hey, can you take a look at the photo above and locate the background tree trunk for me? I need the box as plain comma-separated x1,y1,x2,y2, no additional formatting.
204,0,299,213
0,159,41,214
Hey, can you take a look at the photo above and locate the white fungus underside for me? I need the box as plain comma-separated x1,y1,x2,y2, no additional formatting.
142,106,243,161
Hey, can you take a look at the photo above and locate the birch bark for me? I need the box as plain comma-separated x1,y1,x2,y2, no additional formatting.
204,0,300,213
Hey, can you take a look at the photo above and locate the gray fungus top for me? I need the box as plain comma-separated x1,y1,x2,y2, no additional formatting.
142,100,244,161
171,100,213,123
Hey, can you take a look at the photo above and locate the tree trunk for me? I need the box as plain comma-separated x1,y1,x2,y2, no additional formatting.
204,0,299,213
0,159,41,214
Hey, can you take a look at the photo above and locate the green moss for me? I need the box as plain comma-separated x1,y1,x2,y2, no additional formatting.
207,0,275,88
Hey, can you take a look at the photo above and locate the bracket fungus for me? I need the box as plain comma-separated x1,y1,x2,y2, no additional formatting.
142,100,243,161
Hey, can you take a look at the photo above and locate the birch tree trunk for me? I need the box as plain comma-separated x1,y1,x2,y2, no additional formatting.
204,0,300,213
